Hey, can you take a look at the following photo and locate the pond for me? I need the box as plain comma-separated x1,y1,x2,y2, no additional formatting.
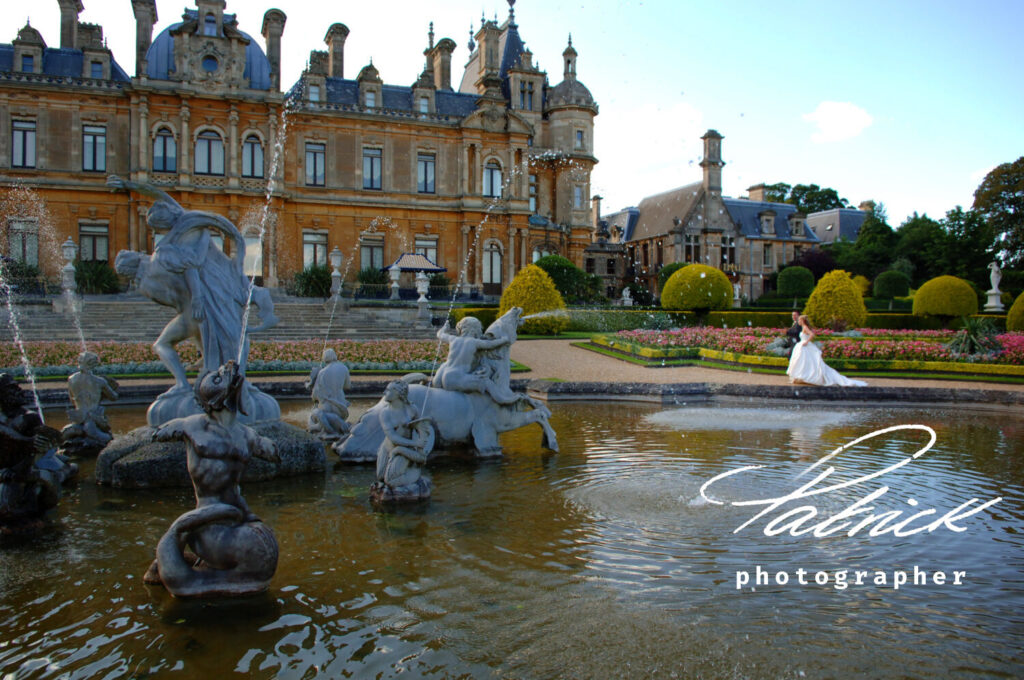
1,400,1022,678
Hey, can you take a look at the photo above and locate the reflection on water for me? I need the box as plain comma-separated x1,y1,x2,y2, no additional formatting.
2,402,1023,678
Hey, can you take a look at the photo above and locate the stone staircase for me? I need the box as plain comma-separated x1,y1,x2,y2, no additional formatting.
0,297,440,343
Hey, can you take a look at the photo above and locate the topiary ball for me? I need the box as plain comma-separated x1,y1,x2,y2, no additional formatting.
913,275,978,318
777,266,815,299
873,270,911,299
660,264,732,312
804,270,868,330
499,265,568,335
1006,291,1024,332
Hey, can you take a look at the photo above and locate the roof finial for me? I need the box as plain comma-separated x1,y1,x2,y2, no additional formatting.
428,21,434,49
481,10,486,27
568,33,573,47
468,23,475,52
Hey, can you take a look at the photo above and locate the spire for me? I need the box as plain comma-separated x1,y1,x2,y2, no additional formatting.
428,21,434,49
468,23,475,52
508,0,516,27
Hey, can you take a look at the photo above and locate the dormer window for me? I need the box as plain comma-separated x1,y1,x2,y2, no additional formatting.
419,96,429,114
90,61,103,79
204,14,217,36
760,213,775,234
309,85,321,102
365,91,376,108
21,55,33,73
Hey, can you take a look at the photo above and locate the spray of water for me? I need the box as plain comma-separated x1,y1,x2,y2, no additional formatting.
0,260,45,422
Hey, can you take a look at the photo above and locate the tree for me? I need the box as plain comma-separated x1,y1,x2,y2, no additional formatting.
533,255,598,304
803,270,867,330
894,212,945,285
939,206,996,290
660,264,732,314
657,262,685,292
777,266,814,306
499,265,567,335
873,270,911,309
830,213,896,279
785,248,837,280
973,157,1024,266
761,182,851,214
913,275,978,322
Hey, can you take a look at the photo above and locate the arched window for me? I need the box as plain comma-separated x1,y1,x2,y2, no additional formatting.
152,127,176,173
204,14,217,36
194,130,224,175
483,242,503,286
483,161,502,198
242,135,264,178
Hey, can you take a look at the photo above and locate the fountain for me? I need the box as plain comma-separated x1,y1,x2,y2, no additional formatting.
305,348,351,445
59,351,119,457
96,177,323,489
337,306,558,463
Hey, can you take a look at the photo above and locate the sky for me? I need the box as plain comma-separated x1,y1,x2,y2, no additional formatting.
12,0,1024,226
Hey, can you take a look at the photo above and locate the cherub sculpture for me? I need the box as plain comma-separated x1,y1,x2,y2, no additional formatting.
145,361,280,597
60,351,119,456
305,348,351,444
370,380,434,502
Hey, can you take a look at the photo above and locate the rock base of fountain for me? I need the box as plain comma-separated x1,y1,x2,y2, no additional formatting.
370,476,432,503
147,383,281,428
96,421,325,488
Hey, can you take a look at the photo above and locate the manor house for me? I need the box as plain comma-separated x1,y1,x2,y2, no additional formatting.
0,0,597,296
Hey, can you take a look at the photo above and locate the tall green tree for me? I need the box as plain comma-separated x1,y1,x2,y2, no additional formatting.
939,206,996,289
761,182,851,213
973,157,1024,266
894,212,945,285
830,212,896,279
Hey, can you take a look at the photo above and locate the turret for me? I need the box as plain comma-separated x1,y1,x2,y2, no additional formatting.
701,130,724,195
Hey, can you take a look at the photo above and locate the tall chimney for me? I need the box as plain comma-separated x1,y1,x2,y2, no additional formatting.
431,38,456,90
261,9,287,90
747,183,766,202
700,129,724,194
131,0,157,77
324,23,349,79
858,200,876,213
57,0,84,49
591,194,603,228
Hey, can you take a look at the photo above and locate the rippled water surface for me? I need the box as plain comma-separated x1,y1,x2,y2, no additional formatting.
2,400,1023,678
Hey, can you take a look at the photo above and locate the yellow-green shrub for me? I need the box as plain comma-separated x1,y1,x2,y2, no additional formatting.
661,264,732,312
852,274,872,297
499,265,568,335
913,275,978,318
804,270,868,330
1007,291,1024,332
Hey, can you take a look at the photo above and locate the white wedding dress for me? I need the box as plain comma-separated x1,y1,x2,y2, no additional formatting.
787,331,867,387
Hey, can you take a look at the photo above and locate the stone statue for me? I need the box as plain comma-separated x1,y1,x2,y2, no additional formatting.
0,374,78,533
989,261,1002,292
305,348,351,444
144,361,280,598
107,175,280,426
370,380,435,502
432,316,518,404
60,351,119,456
338,307,558,462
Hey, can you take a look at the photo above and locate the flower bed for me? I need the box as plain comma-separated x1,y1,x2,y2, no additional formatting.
0,339,443,377
610,328,1024,365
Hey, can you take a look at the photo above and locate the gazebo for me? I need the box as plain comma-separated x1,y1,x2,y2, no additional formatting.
385,253,447,299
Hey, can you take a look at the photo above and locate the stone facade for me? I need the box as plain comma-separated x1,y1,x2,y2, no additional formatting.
0,1,597,297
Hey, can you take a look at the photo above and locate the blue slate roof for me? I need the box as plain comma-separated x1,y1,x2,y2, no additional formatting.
805,208,867,242
604,207,640,242
723,198,820,242
498,21,526,100
302,76,478,117
146,10,272,90
0,44,129,81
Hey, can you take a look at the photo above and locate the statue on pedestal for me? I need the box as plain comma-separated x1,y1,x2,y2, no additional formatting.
60,351,119,456
337,307,558,462
306,348,351,444
0,374,77,533
985,261,1005,313
144,361,279,598
370,380,434,502
108,175,280,426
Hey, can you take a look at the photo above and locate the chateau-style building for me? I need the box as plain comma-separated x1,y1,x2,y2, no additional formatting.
603,130,869,301
0,0,598,296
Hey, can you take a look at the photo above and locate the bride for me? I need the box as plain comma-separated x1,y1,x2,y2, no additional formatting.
786,315,867,387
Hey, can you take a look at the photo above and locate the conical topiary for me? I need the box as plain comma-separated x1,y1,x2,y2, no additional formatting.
499,265,568,335
660,264,732,313
803,270,867,330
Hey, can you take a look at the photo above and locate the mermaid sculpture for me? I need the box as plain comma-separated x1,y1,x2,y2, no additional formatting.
144,361,279,598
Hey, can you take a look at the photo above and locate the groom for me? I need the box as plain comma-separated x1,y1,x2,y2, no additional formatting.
783,311,802,357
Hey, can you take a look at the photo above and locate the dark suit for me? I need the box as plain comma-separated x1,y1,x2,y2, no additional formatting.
785,322,802,356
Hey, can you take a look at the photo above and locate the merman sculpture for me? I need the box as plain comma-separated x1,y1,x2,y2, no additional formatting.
144,361,279,598
337,307,557,462
0,374,77,533
370,380,434,502
107,175,280,426
306,348,351,444
60,351,119,456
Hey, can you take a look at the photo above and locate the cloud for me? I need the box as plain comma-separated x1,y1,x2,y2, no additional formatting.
802,102,873,143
